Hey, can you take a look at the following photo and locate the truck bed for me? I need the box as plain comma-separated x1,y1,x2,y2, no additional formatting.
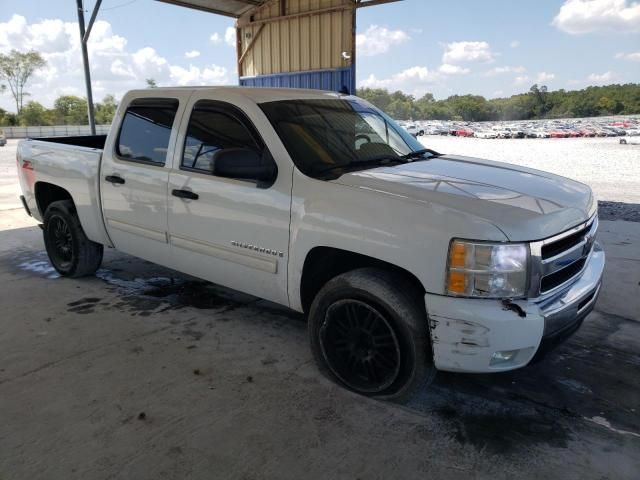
32,134,107,150
17,137,112,248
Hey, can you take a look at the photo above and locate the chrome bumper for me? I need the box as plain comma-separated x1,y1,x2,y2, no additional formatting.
531,242,605,360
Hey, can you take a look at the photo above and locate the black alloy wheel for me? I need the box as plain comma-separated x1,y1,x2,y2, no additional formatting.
47,214,74,269
319,299,402,394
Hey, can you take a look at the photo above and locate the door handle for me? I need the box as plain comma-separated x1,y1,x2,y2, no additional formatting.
105,175,125,185
172,189,199,200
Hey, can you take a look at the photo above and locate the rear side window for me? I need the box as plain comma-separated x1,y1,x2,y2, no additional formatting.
182,101,261,173
116,98,179,165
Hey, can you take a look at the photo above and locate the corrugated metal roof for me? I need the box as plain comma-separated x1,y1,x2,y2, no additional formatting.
155,0,270,18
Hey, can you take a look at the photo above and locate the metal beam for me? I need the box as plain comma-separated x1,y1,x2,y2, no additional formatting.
238,4,351,27
237,23,265,70
83,0,102,44
76,0,99,135
355,0,402,8
155,0,262,18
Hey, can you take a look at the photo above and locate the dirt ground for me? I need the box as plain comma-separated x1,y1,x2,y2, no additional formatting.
0,140,639,479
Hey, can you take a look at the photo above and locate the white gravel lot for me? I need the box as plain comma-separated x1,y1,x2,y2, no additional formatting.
419,136,640,204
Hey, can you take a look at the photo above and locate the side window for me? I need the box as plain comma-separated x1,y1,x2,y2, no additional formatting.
116,98,179,165
182,101,261,173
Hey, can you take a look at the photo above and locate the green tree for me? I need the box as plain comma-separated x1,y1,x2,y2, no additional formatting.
20,101,50,126
95,94,118,124
146,78,158,88
0,50,46,114
53,95,88,124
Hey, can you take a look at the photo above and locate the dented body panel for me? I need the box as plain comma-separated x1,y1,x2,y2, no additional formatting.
427,294,544,372
427,245,605,372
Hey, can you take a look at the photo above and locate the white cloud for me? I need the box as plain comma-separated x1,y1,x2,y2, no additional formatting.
536,71,556,82
438,63,470,75
356,25,410,57
552,0,640,34
210,33,221,45
225,27,236,47
0,15,231,112
514,75,530,86
510,40,520,48
615,51,640,61
484,65,526,76
169,64,228,85
588,71,616,82
492,90,505,97
359,66,439,96
442,41,495,64
185,50,201,58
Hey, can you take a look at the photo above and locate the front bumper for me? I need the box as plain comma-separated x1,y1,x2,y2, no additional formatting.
426,243,605,373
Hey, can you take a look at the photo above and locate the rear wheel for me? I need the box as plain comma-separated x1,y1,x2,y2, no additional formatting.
43,200,103,277
308,268,435,402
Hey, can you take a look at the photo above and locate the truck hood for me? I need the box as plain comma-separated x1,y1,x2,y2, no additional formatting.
333,154,595,241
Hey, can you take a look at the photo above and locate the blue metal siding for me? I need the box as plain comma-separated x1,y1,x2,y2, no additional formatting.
239,66,355,95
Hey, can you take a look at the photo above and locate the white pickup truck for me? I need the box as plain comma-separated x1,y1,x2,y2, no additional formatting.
17,87,604,400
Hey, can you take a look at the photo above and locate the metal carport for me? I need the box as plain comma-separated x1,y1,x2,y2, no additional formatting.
75,0,401,133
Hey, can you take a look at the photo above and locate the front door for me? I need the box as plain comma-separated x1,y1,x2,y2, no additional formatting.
100,94,187,266
167,94,292,306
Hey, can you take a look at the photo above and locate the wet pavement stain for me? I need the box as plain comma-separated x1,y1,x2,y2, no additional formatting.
436,406,569,454
141,280,238,310
67,298,101,314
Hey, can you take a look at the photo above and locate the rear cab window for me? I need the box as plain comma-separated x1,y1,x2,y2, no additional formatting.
116,98,179,166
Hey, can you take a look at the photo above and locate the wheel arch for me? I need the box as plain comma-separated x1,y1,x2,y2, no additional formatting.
34,182,75,217
299,246,426,314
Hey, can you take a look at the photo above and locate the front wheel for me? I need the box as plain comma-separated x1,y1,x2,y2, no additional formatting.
43,200,103,277
308,268,436,402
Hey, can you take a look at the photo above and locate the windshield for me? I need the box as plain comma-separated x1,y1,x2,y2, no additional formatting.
259,97,425,179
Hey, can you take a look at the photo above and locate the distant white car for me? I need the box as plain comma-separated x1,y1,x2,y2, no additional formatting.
474,130,497,139
620,136,640,145
404,123,425,137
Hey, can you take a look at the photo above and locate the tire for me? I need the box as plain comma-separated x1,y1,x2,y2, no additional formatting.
620,139,627,144
308,268,436,402
43,200,103,277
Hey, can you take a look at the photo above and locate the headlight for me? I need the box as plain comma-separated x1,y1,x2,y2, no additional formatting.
446,240,528,298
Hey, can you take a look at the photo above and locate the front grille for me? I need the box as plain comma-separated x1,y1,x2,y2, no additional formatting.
541,223,591,260
535,216,597,295
541,257,587,292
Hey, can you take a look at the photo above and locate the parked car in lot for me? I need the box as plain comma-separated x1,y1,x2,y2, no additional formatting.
453,127,474,137
620,136,640,145
16,87,604,400
402,123,425,137
0,129,6,147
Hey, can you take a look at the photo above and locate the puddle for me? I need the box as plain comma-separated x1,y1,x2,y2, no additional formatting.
10,251,61,279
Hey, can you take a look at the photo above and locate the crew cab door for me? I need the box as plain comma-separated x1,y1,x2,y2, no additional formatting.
167,94,292,306
100,93,188,265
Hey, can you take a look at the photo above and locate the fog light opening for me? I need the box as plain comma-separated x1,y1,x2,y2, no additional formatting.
490,349,518,366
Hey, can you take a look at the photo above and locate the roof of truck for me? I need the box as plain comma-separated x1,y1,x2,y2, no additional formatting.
125,86,348,104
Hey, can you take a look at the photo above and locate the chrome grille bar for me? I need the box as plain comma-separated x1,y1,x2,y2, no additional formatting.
529,215,598,299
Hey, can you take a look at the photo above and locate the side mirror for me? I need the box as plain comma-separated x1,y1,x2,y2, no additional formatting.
213,148,277,186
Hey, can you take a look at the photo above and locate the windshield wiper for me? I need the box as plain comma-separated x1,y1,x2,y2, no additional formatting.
401,148,441,161
316,156,407,177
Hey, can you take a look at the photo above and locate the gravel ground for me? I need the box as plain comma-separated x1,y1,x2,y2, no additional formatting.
419,136,640,220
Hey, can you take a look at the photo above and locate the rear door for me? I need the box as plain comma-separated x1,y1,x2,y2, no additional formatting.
166,93,293,306
100,93,189,265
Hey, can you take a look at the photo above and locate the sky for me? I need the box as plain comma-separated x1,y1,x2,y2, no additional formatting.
0,0,639,112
